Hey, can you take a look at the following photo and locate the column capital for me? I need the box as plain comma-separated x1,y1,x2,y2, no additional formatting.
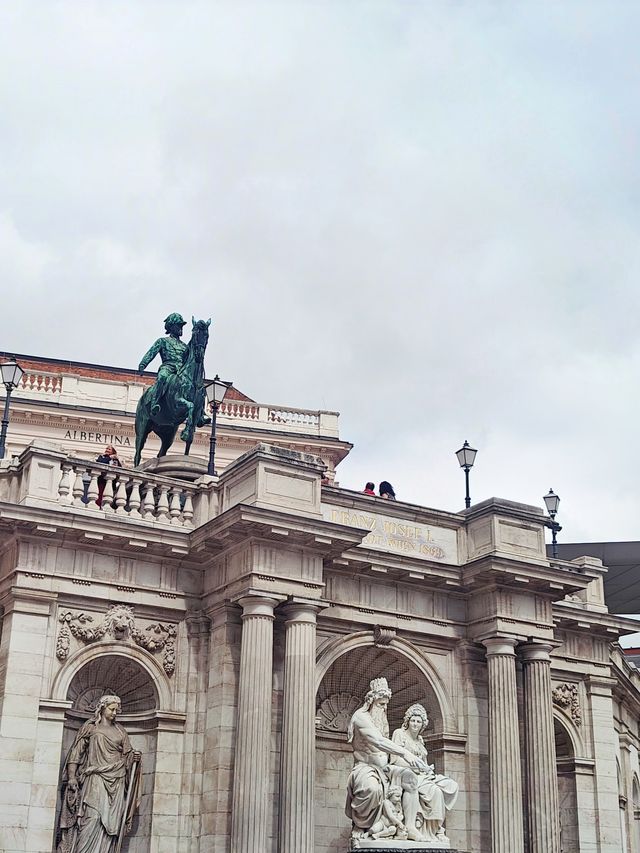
237,594,280,619
519,641,557,663
280,599,323,625
482,636,518,657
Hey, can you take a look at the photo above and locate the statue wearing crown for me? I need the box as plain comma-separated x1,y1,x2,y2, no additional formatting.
345,677,458,849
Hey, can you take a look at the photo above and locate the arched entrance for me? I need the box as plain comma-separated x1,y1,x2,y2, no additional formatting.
315,643,448,853
56,653,161,853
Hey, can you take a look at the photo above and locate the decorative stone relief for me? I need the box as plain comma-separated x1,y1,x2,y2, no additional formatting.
373,625,396,646
56,604,177,676
315,692,361,733
552,682,582,726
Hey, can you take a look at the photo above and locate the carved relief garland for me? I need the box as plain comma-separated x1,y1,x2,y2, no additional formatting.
552,682,582,726
56,604,177,676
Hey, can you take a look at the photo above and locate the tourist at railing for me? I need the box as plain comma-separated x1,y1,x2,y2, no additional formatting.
95,444,123,507
363,482,376,496
379,481,396,500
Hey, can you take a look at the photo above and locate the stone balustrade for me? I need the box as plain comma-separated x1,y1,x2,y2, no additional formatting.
58,458,201,527
7,367,339,438
20,370,62,394
0,442,218,529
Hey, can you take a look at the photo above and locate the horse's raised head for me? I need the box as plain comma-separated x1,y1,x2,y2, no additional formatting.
191,316,211,332
189,318,211,360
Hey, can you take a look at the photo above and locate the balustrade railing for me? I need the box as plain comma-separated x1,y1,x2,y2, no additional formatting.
267,406,320,427
57,459,200,527
219,400,260,420
20,371,62,394
7,368,338,437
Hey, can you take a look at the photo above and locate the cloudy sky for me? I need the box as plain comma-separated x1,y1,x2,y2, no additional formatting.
2,2,640,543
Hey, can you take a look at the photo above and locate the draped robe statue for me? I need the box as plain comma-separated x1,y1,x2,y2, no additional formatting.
56,695,141,853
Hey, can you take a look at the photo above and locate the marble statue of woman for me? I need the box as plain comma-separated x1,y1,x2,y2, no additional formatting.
57,694,141,853
390,703,458,843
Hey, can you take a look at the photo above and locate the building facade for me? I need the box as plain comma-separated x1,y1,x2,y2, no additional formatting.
1,355,640,853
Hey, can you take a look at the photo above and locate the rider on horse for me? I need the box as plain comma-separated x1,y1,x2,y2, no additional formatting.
138,313,189,416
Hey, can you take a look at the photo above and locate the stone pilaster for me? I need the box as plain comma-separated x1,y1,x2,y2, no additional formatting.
279,602,319,853
0,590,57,853
230,595,278,853
482,637,524,853
520,643,560,853
587,675,624,852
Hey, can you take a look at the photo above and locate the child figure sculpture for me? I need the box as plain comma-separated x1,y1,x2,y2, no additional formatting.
369,786,408,840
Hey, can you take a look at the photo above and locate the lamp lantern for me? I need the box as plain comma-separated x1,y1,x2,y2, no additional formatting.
543,488,562,559
203,375,232,476
0,358,24,460
455,440,477,509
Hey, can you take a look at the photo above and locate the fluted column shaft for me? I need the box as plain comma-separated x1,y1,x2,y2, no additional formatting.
521,643,560,853
483,637,524,853
279,603,319,853
230,596,278,853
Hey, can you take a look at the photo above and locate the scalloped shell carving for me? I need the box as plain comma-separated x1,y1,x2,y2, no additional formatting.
316,692,360,733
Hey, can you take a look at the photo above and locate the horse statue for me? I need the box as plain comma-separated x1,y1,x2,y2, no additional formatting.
134,314,211,466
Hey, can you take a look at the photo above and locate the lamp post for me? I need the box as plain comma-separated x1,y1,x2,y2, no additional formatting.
0,358,24,460
203,375,232,476
455,440,477,509
543,488,562,559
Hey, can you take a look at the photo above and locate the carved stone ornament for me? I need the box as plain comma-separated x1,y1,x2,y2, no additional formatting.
315,693,361,733
373,625,396,646
552,682,582,726
57,604,177,676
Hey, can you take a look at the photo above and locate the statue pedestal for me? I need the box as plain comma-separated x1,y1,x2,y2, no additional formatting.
138,454,208,482
351,846,456,852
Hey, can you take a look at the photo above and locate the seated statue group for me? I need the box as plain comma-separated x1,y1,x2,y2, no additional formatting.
345,677,458,848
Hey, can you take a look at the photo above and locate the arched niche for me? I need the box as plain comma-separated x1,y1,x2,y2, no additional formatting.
316,631,455,730
55,651,164,853
314,638,452,853
316,644,445,737
555,714,579,853
51,640,172,711
632,775,640,849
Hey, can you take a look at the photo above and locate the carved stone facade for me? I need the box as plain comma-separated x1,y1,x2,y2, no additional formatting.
552,682,582,726
56,604,177,675
1,427,640,853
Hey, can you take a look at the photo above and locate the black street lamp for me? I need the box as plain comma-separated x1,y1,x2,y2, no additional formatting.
0,358,24,460
203,375,232,476
543,488,562,559
455,440,477,509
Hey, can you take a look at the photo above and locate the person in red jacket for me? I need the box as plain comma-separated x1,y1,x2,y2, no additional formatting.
363,482,376,496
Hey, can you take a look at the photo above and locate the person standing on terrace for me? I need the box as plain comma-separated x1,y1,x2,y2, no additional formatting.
379,481,396,500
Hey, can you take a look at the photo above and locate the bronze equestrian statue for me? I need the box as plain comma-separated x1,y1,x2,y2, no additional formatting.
134,313,211,466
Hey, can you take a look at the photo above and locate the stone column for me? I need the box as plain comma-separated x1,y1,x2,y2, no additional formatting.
482,637,524,853
230,595,278,853
279,603,319,853
520,643,560,853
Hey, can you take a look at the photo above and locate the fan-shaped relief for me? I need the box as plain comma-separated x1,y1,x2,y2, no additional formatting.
316,692,361,733
56,603,177,676
66,655,158,715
